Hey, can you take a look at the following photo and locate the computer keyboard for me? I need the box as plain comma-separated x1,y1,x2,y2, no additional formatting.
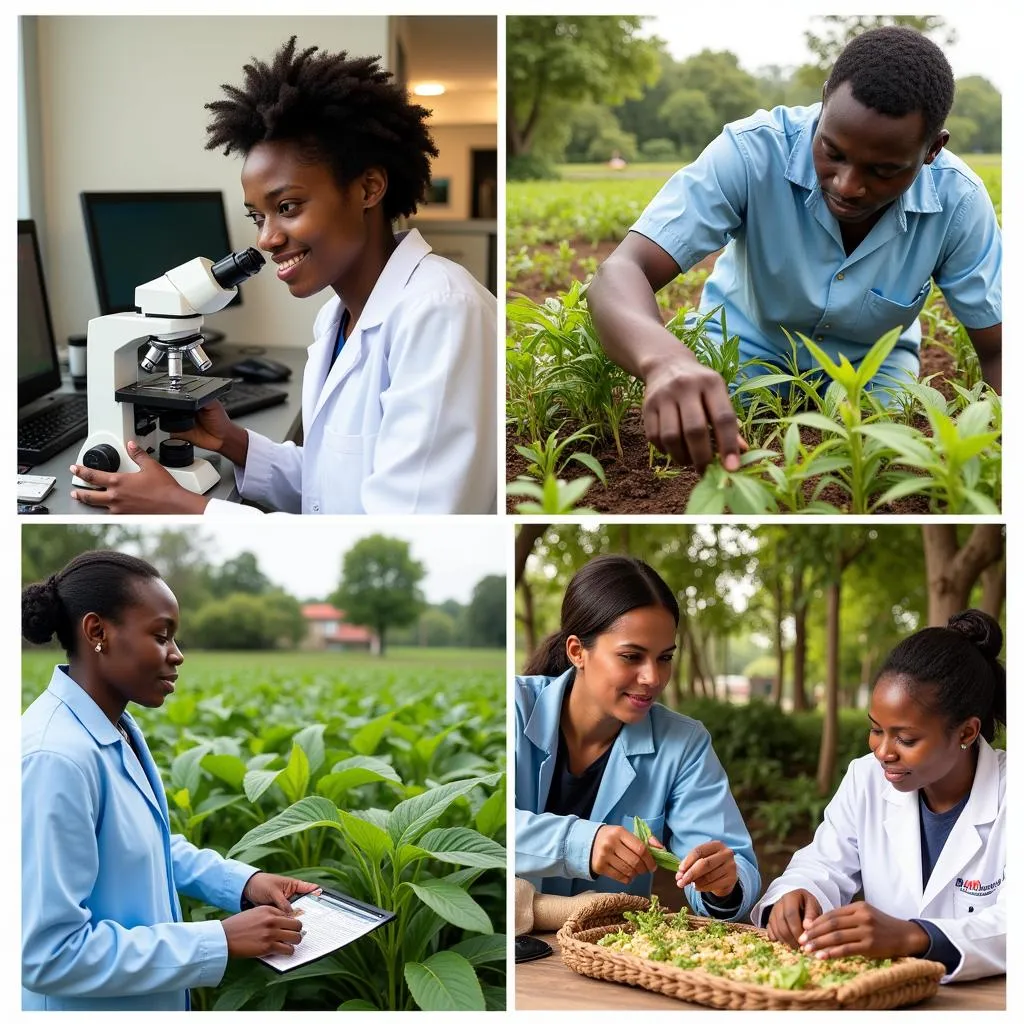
18,394,89,465
219,380,289,418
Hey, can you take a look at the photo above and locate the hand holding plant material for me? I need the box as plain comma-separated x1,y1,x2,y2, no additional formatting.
222,904,303,958
632,815,683,872
242,871,321,913
796,902,930,961
766,888,823,949
591,824,658,884
674,840,738,898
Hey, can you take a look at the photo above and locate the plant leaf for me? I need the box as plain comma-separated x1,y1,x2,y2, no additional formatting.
201,753,247,790
404,879,494,934
277,743,310,804
387,771,503,847
228,796,343,857
293,723,327,775
402,827,507,870
448,933,509,966
404,951,486,1011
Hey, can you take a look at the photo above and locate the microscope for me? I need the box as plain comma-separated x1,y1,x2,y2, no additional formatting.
73,248,264,494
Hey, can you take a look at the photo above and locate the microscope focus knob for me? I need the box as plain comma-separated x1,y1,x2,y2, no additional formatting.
82,444,121,473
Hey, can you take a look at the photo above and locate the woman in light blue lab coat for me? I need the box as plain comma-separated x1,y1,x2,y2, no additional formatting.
69,36,496,516
515,555,760,922
753,610,1006,983
21,551,320,1011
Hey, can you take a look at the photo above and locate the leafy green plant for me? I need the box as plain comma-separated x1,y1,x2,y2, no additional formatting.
513,426,606,484
507,473,601,514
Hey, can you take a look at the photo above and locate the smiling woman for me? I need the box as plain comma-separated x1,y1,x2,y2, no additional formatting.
20,551,319,1011
514,555,760,922
752,610,1006,984
69,35,497,516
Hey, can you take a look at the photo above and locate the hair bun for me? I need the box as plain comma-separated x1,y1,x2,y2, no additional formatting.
947,609,1003,660
22,578,61,646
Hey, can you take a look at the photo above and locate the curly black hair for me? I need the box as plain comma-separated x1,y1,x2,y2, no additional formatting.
824,26,955,141
205,36,438,221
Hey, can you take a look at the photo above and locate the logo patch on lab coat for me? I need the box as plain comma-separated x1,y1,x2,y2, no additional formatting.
955,874,1002,894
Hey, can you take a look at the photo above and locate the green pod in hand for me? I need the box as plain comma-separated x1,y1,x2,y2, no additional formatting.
632,815,682,873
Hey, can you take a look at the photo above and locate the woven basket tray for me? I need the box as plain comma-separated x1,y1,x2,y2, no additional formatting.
556,893,945,1010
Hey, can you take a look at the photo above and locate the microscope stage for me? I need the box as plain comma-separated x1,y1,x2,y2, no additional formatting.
115,374,235,411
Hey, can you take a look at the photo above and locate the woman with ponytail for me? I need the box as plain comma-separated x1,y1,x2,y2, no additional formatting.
752,610,1007,983
515,555,760,923
21,551,320,1011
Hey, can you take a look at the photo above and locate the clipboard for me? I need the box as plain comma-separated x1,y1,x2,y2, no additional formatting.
258,887,395,974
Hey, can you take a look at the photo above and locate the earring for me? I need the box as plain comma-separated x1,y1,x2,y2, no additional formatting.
94,642,102,653
960,743,968,750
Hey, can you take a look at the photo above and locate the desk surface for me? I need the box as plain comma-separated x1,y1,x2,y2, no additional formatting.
516,932,1006,1011
20,345,306,514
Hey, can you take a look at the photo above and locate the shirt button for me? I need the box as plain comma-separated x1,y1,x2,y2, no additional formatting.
312,503,320,512
823,324,831,329
816,335,824,341
836,272,845,280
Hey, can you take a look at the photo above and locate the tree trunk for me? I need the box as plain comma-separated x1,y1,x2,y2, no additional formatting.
378,625,388,657
772,578,784,706
816,581,840,796
518,579,536,662
980,560,1006,621
922,524,1003,625
792,568,809,711
514,525,546,587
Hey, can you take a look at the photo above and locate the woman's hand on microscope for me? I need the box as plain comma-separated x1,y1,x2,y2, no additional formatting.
69,442,209,514
173,401,250,467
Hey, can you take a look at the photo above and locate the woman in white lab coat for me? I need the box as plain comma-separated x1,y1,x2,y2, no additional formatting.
69,36,496,515
751,610,1006,983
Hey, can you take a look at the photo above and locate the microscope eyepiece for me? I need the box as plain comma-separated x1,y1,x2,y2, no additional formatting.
211,248,265,289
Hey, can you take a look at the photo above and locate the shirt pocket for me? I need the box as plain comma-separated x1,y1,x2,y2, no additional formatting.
952,885,1000,918
855,281,931,342
318,429,378,503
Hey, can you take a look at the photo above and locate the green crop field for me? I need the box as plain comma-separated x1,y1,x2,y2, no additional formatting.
22,647,507,1011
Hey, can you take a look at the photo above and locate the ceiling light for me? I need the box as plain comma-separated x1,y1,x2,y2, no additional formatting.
412,82,446,96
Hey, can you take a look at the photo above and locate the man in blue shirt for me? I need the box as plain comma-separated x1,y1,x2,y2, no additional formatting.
587,27,1002,473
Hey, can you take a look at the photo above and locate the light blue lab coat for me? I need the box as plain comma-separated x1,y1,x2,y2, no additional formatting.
22,665,257,1011
516,669,760,921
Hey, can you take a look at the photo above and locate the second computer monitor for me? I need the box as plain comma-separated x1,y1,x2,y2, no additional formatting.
81,191,245,315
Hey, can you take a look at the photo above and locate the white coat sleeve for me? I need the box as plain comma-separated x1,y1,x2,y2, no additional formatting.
22,751,229,998
170,834,257,913
203,430,305,516
920,884,1006,982
750,766,863,927
514,807,603,880
362,292,497,513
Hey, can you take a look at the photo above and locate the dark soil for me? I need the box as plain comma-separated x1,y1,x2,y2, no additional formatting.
507,239,965,515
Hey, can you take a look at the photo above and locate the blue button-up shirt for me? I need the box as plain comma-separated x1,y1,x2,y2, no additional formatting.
631,103,1001,370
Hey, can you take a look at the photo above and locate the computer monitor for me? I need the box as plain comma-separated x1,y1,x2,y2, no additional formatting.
18,219,62,407
80,191,244,315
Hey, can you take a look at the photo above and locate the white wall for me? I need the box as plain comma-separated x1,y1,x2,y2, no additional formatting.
417,124,498,221
32,16,389,350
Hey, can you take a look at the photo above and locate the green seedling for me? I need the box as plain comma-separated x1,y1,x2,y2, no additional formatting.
513,426,606,484
632,816,683,873
507,473,600,515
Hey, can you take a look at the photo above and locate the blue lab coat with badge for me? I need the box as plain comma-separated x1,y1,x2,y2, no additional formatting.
515,669,760,922
22,665,258,1011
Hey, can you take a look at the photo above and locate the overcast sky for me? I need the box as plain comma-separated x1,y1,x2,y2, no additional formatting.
647,9,1002,92
144,519,507,604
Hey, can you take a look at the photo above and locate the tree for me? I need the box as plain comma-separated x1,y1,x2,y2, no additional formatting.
189,592,301,650
331,535,425,656
658,88,719,158
206,551,271,598
950,76,1001,153
922,525,1004,626
464,575,507,648
507,16,662,159
417,608,456,647
673,51,762,128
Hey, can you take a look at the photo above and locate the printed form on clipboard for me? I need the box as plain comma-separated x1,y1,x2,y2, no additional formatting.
259,887,395,973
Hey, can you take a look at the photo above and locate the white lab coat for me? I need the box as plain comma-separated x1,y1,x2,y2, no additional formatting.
205,229,497,515
750,740,1005,982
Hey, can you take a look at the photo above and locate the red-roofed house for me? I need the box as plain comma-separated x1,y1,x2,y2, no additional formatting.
301,603,379,654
